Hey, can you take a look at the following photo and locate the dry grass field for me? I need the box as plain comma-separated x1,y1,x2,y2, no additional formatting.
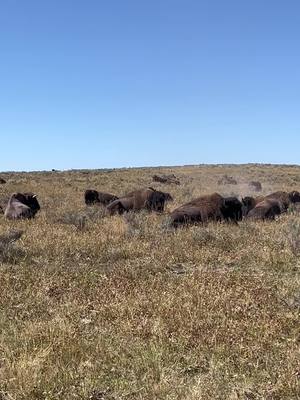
0,164,299,400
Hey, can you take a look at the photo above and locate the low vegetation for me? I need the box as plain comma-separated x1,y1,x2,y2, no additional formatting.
0,164,299,399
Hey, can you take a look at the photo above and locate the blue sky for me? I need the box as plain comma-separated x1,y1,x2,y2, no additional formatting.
1,0,300,171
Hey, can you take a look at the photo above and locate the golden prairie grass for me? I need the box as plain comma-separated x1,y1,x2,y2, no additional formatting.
0,164,299,399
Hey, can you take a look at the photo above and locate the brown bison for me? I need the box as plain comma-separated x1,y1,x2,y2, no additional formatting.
242,190,300,216
4,192,40,220
107,187,173,215
169,193,242,227
152,174,180,185
0,178,6,184
249,181,262,192
265,191,300,210
242,196,265,216
246,199,282,220
84,189,118,206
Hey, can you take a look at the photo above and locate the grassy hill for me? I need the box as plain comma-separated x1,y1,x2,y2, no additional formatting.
0,164,299,399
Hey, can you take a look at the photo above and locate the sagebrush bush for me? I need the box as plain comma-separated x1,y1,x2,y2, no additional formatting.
57,210,87,231
0,230,25,264
285,219,300,256
192,226,217,245
84,205,107,222
124,211,150,237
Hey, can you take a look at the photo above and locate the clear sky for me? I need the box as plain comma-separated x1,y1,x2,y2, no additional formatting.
1,0,300,171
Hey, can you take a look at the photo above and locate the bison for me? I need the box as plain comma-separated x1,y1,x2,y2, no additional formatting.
152,174,180,185
4,192,40,220
242,196,265,216
84,190,118,206
169,193,242,228
107,187,173,215
0,178,6,184
246,199,282,220
265,191,293,211
242,190,300,216
221,196,243,222
249,181,262,192
263,191,300,212
289,190,300,203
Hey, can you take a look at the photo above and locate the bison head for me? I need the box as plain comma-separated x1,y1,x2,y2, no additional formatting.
23,193,40,214
146,190,169,212
241,196,256,216
85,190,100,205
289,191,300,204
163,192,174,202
10,192,40,218
222,197,243,222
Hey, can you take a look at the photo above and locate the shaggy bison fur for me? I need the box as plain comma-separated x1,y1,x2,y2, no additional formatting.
4,193,40,220
169,193,242,227
107,188,173,215
84,190,118,206
246,199,282,220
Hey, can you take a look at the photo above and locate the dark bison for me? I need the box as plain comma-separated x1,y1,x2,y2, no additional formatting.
246,199,282,220
152,174,180,185
169,193,242,228
4,192,40,220
0,178,6,184
107,187,173,215
221,196,243,221
84,190,118,206
289,190,300,203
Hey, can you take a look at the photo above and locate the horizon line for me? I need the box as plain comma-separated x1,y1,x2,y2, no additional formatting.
1,162,300,174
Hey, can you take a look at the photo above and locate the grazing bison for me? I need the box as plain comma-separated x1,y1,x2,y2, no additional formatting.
169,193,242,228
0,178,6,184
247,199,282,221
4,192,40,220
84,190,118,206
107,187,172,215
